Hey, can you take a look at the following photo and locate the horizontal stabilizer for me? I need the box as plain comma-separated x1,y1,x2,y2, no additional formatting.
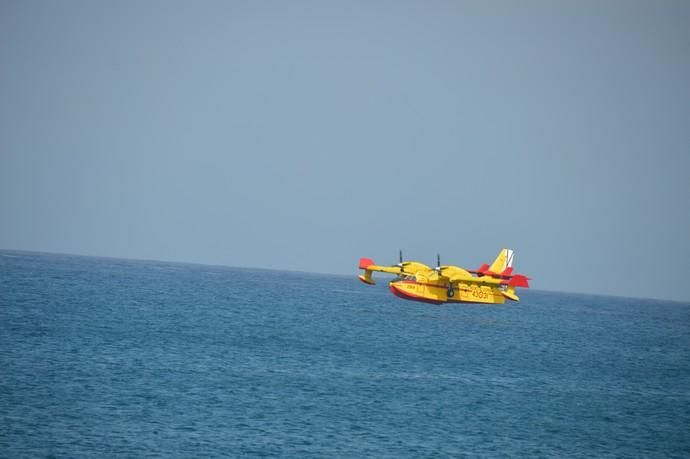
477,263,490,275
508,274,530,288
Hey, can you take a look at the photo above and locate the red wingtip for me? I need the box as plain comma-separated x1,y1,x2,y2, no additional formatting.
359,258,374,270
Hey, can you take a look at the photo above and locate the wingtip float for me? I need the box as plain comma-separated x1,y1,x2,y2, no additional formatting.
358,248,531,305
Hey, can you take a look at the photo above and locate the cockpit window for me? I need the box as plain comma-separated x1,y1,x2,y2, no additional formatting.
395,274,417,282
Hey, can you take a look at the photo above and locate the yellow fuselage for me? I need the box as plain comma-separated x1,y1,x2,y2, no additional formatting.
388,276,507,305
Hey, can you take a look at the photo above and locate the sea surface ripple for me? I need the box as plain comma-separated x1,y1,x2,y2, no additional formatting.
1,251,689,457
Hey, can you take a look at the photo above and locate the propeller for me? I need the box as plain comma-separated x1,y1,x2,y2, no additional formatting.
433,253,444,276
435,253,454,296
396,249,405,274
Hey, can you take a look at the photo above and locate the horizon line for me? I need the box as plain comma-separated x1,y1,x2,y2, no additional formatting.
1,247,688,305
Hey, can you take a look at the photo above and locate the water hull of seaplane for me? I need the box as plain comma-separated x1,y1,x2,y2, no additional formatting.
388,280,509,305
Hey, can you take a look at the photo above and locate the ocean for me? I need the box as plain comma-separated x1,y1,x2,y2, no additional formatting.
1,250,689,458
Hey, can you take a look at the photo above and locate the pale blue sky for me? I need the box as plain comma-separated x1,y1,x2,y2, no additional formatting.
1,1,689,301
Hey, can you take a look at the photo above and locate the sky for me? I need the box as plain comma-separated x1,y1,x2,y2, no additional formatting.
1,1,689,301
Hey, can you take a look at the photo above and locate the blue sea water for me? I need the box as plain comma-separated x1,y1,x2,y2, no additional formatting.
1,251,689,458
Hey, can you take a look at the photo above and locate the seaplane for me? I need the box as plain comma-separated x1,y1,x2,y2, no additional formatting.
358,248,530,305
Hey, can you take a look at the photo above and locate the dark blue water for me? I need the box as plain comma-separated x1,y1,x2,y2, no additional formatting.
1,251,689,458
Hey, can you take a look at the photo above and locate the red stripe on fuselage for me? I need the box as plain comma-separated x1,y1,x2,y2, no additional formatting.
396,280,447,289
389,283,444,305
390,281,488,305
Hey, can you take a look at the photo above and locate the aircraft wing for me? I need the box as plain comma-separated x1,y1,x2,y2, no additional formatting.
358,258,433,285
358,258,399,285
360,262,402,275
